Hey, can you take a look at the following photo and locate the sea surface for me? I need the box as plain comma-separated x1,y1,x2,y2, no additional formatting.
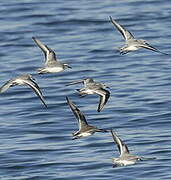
0,0,171,179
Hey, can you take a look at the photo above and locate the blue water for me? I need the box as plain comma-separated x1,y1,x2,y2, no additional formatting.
0,0,171,179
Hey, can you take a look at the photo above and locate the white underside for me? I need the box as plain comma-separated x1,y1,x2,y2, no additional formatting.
14,79,25,85
77,132,92,137
113,158,136,166
38,66,64,73
45,67,64,72
82,89,95,95
126,45,140,51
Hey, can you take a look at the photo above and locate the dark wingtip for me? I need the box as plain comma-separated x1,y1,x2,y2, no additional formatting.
109,16,115,24
65,83,71,86
156,50,169,55
42,100,48,108
44,104,48,108
66,96,70,103
162,52,169,55
110,129,115,136
97,104,104,112
97,106,101,112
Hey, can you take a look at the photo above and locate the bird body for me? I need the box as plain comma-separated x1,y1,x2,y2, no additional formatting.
111,130,140,166
66,97,108,139
32,37,71,74
66,78,110,112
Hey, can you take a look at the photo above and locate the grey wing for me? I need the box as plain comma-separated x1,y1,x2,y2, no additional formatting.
0,79,14,93
32,37,57,64
109,16,134,41
93,88,110,112
139,42,168,55
111,130,129,155
66,97,88,129
23,79,47,108
32,37,50,54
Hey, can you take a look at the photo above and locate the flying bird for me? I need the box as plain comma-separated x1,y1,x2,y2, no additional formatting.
110,130,155,166
66,96,108,139
32,37,71,74
66,78,110,112
109,16,168,55
0,74,47,107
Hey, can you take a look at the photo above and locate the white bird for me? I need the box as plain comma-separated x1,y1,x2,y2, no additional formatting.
109,16,168,55
66,96,108,139
0,74,47,107
32,37,71,74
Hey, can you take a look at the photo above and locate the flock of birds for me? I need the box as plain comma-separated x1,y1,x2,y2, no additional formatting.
0,16,167,166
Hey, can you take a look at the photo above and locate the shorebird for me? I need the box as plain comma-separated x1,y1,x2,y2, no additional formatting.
66,96,108,139
32,37,71,74
110,130,155,166
0,74,47,107
109,16,168,55
66,78,110,112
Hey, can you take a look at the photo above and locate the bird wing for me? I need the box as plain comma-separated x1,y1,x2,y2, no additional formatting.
139,42,168,55
32,37,57,64
66,97,88,130
109,16,134,41
23,79,47,108
93,88,110,112
111,130,129,156
0,79,14,93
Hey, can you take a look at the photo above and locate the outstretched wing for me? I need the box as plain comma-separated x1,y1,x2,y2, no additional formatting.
93,88,110,112
23,78,47,108
140,42,168,55
111,130,129,155
0,79,14,93
32,37,57,64
66,96,88,130
109,16,134,41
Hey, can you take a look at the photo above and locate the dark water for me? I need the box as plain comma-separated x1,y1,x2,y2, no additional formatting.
0,0,171,179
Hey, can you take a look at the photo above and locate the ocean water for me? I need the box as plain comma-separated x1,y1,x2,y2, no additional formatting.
0,0,171,179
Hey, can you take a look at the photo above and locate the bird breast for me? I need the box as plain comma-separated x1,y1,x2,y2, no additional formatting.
14,79,25,85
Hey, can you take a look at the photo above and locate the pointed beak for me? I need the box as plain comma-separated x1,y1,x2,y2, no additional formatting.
67,65,72,69
66,80,83,86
